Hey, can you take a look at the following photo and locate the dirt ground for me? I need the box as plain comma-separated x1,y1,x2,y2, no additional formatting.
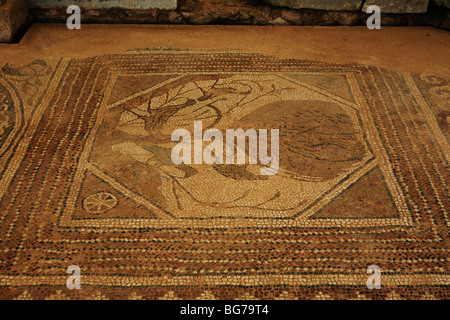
0,24,449,77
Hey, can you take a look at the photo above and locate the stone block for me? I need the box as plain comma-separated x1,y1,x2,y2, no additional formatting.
0,0,28,43
264,0,363,11
432,0,450,9
28,0,177,10
362,0,430,13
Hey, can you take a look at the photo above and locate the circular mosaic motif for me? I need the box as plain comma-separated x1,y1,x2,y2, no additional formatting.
83,192,118,214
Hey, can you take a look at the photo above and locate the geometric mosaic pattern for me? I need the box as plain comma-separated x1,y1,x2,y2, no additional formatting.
0,49,448,299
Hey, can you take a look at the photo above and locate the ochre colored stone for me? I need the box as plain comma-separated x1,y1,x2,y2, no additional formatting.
0,0,28,43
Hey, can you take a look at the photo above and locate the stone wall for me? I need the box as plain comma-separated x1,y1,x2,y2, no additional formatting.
265,0,431,13
1,0,449,43
265,0,363,11
28,0,450,30
29,0,177,9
